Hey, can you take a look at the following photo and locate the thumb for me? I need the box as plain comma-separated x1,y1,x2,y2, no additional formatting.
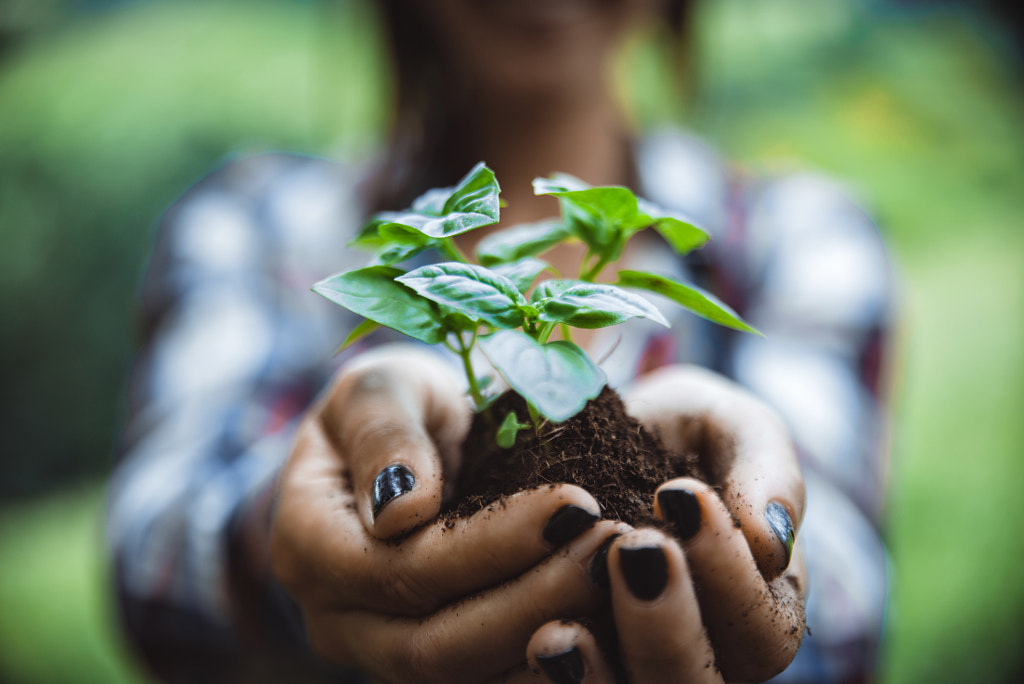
322,346,471,539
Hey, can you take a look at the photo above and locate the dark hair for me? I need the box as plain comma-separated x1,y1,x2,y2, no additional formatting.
368,0,694,211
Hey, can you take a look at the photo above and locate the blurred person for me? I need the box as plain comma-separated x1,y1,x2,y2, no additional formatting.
108,0,894,682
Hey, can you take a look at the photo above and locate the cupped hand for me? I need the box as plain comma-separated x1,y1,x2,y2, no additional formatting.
625,365,805,580
527,500,806,683
523,364,808,683
615,364,807,682
269,346,626,682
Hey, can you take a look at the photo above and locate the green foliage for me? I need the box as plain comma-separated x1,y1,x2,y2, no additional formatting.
397,262,528,329
476,221,570,266
533,280,670,330
496,411,532,448
534,174,708,275
480,331,606,423
315,164,756,428
313,266,447,344
616,270,759,335
351,162,500,264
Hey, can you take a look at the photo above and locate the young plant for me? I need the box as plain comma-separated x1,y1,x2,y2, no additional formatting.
313,162,758,441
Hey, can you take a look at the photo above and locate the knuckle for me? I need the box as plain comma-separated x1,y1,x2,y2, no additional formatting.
379,569,437,616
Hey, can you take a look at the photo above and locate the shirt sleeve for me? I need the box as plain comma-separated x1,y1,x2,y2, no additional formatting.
107,154,367,682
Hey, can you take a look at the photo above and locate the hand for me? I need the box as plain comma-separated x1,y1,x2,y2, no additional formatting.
526,365,807,683
269,346,627,683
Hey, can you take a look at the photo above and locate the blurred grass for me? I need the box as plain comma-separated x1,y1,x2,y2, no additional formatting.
884,236,1024,683
0,486,146,683
0,0,1022,682
0,0,385,497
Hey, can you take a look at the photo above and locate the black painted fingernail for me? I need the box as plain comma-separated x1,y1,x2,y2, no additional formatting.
371,464,415,520
657,488,702,540
543,505,599,546
766,502,795,569
536,646,585,684
588,533,621,589
619,546,668,601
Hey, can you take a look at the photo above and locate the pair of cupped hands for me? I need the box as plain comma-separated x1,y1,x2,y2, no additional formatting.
269,347,807,683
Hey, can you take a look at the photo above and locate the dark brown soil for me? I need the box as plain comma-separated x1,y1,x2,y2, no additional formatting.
444,386,706,525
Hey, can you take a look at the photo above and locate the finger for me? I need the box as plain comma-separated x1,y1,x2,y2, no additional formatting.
306,522,632,683
273,432,604,615
654,478,806,682
626,364,805,578
527,621,616,684
320,347,472,539
608,529,724,684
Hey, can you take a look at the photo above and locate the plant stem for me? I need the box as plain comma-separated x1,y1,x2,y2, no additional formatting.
538,321,558,344
526,401,544,439
440,237,472,264
579,253,610,282
457,331,485,409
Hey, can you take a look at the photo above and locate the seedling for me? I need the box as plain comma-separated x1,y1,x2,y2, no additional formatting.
313,162,758,441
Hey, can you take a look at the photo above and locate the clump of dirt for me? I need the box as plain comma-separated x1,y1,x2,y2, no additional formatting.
444,386,706,524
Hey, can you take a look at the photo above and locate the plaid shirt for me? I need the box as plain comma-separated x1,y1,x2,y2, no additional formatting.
109,130,895,683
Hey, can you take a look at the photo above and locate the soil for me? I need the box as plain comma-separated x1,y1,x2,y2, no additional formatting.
443,386,707,526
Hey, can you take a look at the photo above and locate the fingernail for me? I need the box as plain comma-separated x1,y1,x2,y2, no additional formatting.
371,464,415,520
657,488,702,540
535,646,585,684
588,533,621,589
619,545,668,601
543,505,599,546
766,502,795,569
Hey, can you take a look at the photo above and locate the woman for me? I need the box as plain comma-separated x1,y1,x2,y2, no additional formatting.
110,1,892,681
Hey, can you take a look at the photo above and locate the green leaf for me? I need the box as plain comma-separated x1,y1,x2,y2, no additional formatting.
376,162,500,238
534,174,646,257
374,224,437,264
564,189,639,254
338,318,381,351
650,216,709,254
411,186,451,215
476,220,570,266
536,282,669,329
479,330,606,422
348,216,392,250
442,161,501,221
313,265,446,344
396,262,527,328
615,270,761,335
496,410,531,448
529,279,578,305
349,219,440,264
491,258,551,292
635,199,709,254
440,309,479,333
531,173,590,195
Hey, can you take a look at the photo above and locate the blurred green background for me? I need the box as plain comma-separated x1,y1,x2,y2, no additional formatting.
1,0,1022,681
